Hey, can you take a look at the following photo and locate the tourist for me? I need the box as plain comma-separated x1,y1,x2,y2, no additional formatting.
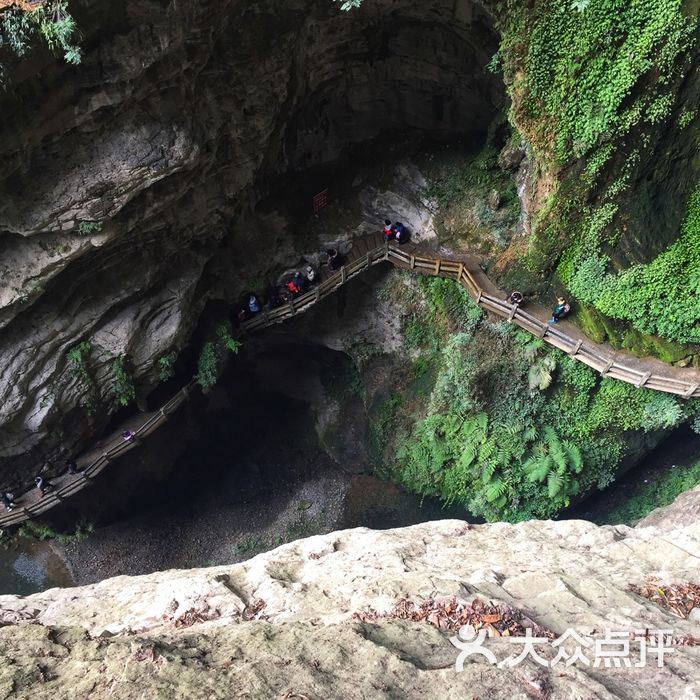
248,294,260,315
293,271,308,294
122,430,136,443
394,222,407,244
548,297,571,324
286,278,300,295
383,219,396,242
327,248,342,271
35,476,54,497
2,492,17,511
506,291,523,306
65,458,79,475
304,265,316,285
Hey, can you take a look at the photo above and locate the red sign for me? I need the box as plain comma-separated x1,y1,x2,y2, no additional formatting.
312,189,329,214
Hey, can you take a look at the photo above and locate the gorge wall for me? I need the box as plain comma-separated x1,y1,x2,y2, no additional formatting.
0,0,503,481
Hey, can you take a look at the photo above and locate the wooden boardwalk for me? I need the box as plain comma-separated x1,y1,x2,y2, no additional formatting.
242,232,700,399
2,231,698,530
0,382,195,529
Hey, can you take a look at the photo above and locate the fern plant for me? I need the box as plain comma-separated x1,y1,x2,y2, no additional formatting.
522,426,583,502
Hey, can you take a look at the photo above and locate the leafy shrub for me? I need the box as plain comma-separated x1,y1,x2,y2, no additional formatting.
0,0,81,79
158,351,177,382
77,221,103,236
600,459,700,525
641,393,684,431
216,323,241,355
195,342,217,392
111,356,135,407
592,184,700,344
66,340,92,383
194,322,240,391
389,271,690,521
506,0,694,163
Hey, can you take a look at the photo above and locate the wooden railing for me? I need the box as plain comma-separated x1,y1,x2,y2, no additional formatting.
242,245,389,332
4,236,697,529
0,380,196,528
242,242,700,400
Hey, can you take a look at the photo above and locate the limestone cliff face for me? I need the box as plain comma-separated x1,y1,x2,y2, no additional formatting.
0,0,502,479
1,486,699,698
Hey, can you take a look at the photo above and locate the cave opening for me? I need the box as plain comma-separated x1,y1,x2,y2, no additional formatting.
51,318,466,585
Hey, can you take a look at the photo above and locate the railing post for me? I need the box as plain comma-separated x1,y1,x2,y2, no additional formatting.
636,371,651,389
410,255,416,269
341,267,347,284
683,383,698,399
315,287,320,303
365,252,371,268
600,357,615,376
434,259,440,275
289,299,296,315
507,305,517,322
569,339,583,356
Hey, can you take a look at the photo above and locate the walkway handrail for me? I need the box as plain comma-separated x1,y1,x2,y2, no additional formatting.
4,233,698,530
0,380,197,528
242,240,700,400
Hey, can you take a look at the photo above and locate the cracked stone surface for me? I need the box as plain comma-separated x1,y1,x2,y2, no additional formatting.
0,487,698,698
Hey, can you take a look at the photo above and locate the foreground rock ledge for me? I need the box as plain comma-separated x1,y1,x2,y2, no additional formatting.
1,489,700,699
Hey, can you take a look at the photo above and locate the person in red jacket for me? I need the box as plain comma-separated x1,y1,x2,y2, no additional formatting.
383,219,396,242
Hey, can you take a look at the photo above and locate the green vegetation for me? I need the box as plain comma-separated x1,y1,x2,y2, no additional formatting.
18,520,57,541
66,340,98,413
562,183,700,344
195,323,241,391
600,460,700,525
426,146,518,213
158,351,177,382
333,0,363,10
195,342,218,392
491,0,699,350
18,518,94,544
18,280,42,304
369,392,403,464
498,0,695,164
384,275,693,521
0,0,81,80
110,356,136,407
77,221,103,236
216,324,241,355
66,340,91,379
